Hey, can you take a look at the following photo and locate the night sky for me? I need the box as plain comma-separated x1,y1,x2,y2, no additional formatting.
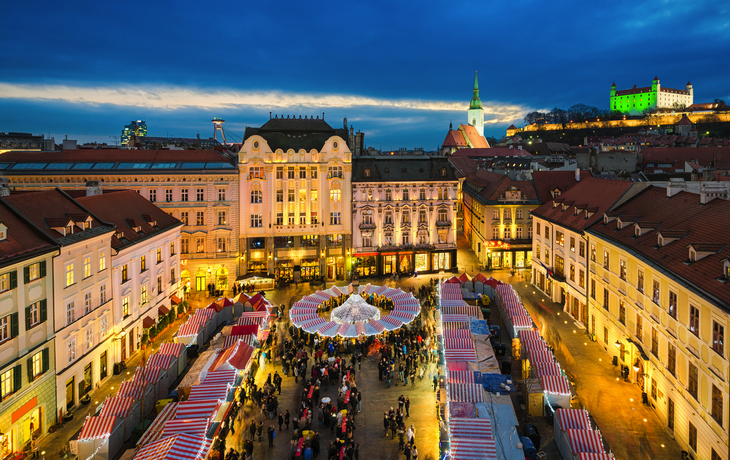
1,0,728,149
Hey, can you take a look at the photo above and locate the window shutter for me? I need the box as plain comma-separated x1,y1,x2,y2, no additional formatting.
10,313,18,338
40,261,46,278
40,300,47,323
25,306,31,330
42,348,49,373
27,358,33,383
23,266,29,284
13,364,21,392
9,271,17,289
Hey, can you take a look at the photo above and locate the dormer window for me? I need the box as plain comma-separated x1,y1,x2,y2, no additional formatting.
133,226,142,233
364,168,371,178
636,226,642,237
0,223,6,241
689,248,696,262
658,235,664,246
84,220,90,230
115,231,124,239
66,225,73,235
617,220,623,230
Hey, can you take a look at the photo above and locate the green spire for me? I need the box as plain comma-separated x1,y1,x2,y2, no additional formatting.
469,71,482,110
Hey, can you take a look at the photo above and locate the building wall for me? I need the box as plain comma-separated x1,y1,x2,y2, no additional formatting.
237,135,352,281
0,251,57,451
587,233,729,460
53,233,115,416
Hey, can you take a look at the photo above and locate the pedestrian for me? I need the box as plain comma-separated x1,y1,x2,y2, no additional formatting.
356,391,362,413
230,416,236,434
278,413,284,432
432,374,438,392
354,443,360,460
256,421,263,441
404,443,412,460
397,425,405,451
383,412,389,436
405,397,410,418
411,445,418,460
285,410,290,430
249,421,256,440
267,425,275,447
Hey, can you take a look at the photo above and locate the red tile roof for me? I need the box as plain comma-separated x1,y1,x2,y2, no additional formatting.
586,187,730,309
77,190,182,249
459,125,490,148
0,149,232,164
531,178,634,232
0,202,56,264
451,147,530,158
642,147,730,170
531,170,591,203
442,130,467,147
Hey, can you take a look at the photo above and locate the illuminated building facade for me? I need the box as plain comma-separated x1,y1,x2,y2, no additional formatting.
351,156,458,275
0,149,239,295
238,116,352,282
611,77,693,114
121,120,148,146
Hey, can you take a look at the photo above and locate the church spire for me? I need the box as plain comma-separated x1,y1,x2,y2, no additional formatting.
469,71,482,110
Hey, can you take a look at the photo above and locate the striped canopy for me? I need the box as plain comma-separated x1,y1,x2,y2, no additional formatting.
448,383,485,403
447,370,476,384
542,375,571,395
567,429,605,454
449,438,497,459
223,334,255,348
177,321,202,337
79,416,118,440
449,417,492,439
556,408,591,431
444,329,471,338
441,305,481,317
99,397,134,418
162,418,210,438
188,383,230,402
147,354,174,370
175,400,220,420
117,381,146,399
365,320,385,334
137,402,178,446
379,316,404,330
158,342,185,358
444,349,477,362
318,322,338,336
204,368,238,385
390,310,416,322
133,433,213,460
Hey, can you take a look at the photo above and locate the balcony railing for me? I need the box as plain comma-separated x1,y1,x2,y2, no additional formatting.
359,222,376,230
435,220,452,227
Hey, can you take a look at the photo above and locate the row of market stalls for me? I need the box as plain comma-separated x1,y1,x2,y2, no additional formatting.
436,279,523,460
290,284,421,338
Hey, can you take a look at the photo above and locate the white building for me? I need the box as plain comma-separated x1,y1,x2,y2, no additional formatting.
351,156,458,275
238,116,353,282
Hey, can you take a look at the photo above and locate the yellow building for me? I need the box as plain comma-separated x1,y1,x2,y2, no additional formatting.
586,185,729,460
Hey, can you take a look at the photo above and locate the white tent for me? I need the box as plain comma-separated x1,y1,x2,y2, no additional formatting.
77,416,125,460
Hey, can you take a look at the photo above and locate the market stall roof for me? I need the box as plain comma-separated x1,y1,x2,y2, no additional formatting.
364,320,385,335
233,293,250,304
379,315,403,330
449,438,497,459
170,295,182,305
448,383,485,403
206,302,224,313
449,416,492,439
204,368,238,386
175,400,220,420
133,433,213,460
158,342,185,358
137,402,178,446
567,429,605,454
447,370,476,384
457,273,471,283
542,375,571,395
178,321,202,337
117,381,146,399
214,340,255,371
79,416,118,441
133,366,163,383
556,409,591,431
231,324,259,336
390,310,416,323
302,317,327,333
223,334,255,348
162,418,210,438
188,383,230,402
318,321,339,337
99,396,134,418
444,329,471,339
444,276,462,284
441,304,481,316
147,354,174,370
236,272,273,281
576,454,616,460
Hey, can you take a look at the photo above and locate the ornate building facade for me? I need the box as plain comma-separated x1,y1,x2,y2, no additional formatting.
351,156,458,276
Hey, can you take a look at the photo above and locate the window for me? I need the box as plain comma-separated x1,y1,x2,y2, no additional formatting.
635,315,643,341
31,350,44,379
288,167,295,179
288,189,295,202
288,214,295,225
504,209,511,220
590,244,596,262
637,270,644,293
66,263,74,287
569,264,575,281
493,210,500,220
217,238,227,252
121,264,128,282
0,368,14,399
276,190,283,202
330,212,341,225
251,188,262,203
516,226,523,239
181,238,189,254
668,343,676,375
362,210,373,225
554,256,564,278
141,286,147,305
181,212,188,225
516,209,522,219
81,256,91,278
402,211,410,225
328,166,342,178
311,190,318,202
276,213,283,225
196,188,204,201
170,267,175,283
619,301,626,325
311,167,317,179
181,189,188,202
579,241,585,258
26,301,41,328
84,292,92,315
0,316,8,342
545,248,550,263
330,185,341,202
385,212,393,224
689,305,699,336
403,189,409,200
165,189,172,202
99,284,107,305
438,229,448,244
419,210,427,224
140,255,147,272
527,225,532,239
603,326,608,345
713,321,725,356
687,361,698,399
311,212,318,225
250,214,262,228
362,231,373,247
385,189,392,201
149,189,157,202
122,297,129,317
668,291,677,318
27,263,41,281
402,233,410,245
67,338,76,363
0,272,13,292
651,328,658,356
579,269,585,288
688,422,696,452
384,232,393,245
603,250,609,269
276,167,283,179
196,212,205,226
420,189,426,200
536,244,540,260
157,276,162,293
218,188,226,201
711,384,723,427
590,279,596,299
556,231,564,246
619,260,626,280
86,327,93,350
98,251,106,272
218,211,227,225
493,228,500,240
328,235,343,246
101,317,108,338
156,248,162,264
651,377,657,400
603,288,609,310
196,237,205,253
437,188,444,200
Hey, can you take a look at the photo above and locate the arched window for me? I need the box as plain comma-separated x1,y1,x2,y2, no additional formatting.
364,168,371,177
250,184,262,203
385,189,392,201
330,182,341,202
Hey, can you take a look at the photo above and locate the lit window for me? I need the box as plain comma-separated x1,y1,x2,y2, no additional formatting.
100,285,107,305
140,255,147,272
122,297,129,317
98,251,106,271
84,292,92,315
66,263,74,287
141,286,147,305
83,256,91,278
66,301,75,325
67,338,76,363
86,327,93,350
0,369,14,399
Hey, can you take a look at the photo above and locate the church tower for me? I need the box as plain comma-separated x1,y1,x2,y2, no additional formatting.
467,71,484,137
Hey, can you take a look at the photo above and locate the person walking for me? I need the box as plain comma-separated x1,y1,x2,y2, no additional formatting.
405,397,410,418
383,412,390,436
278,413,284,432
285,410,290,430
249,421,256,440
267,425,275,447
356,391,362,413
256,421,263,441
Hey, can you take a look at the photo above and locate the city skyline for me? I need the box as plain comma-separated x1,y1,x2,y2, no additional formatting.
0,0,729,148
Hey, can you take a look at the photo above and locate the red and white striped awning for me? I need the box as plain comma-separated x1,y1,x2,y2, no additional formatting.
147,354,174,370
447,371,475,384
449,438,497,459
527,347,554,364
302,294,327,304
237,315,268,327
240,310,269,318
390,310,416,322
518,329,541,342
444,349,477,362
158,342,185,358
223,335,255,348
204,368,238,385
175,400,220,420
99,396,134,418
366,320,385,333
178,321,202,337
137,402,178,446
556,409,591,431
441,290,463,301
162,418,210,438
380,316,404,330
292,313,319,325
449,417,492,439
336,323,351,337
188,383,230,402
117,381,146,399
441,305,481,317
567,429,605,454
224,341,254,370
133,433,213,460
444,329,471,339
576,454,615,460
542,375,571,395
301,317,327,332
355,321,366,336
315,290,334,299
448,383,485,402
318,322,338,336
79,416,118,440
372,285,388,296
445,337,475,350
382,287,401,297
392,300,420,312
535,361,562,377
441,314,470,328
389,292,412,301
291,300,319,310
192,309,214,320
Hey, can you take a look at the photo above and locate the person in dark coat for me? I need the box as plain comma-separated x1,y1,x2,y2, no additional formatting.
267,425,275,447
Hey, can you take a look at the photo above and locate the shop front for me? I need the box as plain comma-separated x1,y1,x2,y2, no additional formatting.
300,258,320,280
414,252,428,272
432,252,451,272
181,270,191,292
353,253,377,277
247,260,267,273
398,252,413,273
485,241,531,271
195,269,207,292
326,256,344,280
382,253,396,274
0,372,54,459
216,267,229,291
275,259,294,280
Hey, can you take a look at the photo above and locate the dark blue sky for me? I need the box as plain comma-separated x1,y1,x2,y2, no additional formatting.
1,0,728,149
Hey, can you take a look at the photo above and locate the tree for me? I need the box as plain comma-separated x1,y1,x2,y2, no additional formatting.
714,98,726,105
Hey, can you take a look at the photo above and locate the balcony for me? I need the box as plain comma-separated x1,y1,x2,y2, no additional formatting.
247,174,265,180
359,222,376,230
435,220,452,227
415,243,435,250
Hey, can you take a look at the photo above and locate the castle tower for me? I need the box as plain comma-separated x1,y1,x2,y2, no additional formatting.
686,81,693,101
467,71,484,137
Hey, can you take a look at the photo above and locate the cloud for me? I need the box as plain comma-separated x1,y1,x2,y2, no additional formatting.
0,82,529,124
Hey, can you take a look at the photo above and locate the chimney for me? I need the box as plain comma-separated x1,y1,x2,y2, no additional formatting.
666,178,687,197
518,145,523,150
575,168,580,182
0,178,9,197
700,182,726,204
86,180,102,197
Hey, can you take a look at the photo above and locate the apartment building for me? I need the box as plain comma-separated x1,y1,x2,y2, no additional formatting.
0,199,58,456
351,156,458,275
